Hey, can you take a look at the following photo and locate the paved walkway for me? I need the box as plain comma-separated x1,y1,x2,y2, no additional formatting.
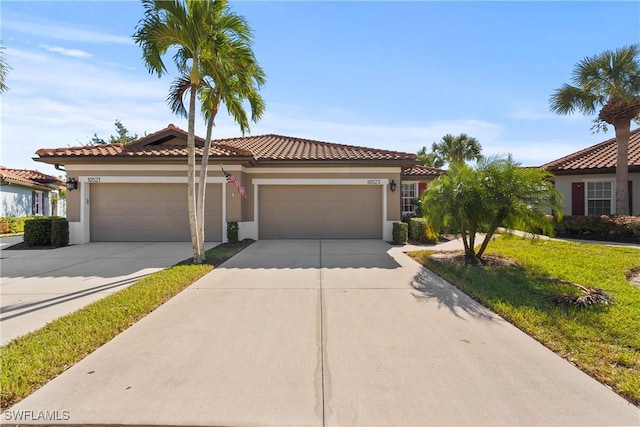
1,238,219,344
8,240,638,425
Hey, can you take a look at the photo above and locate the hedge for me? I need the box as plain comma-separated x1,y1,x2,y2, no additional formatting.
408,217,438,243
553,215,640,243
23,217,69,247
392,222,408,243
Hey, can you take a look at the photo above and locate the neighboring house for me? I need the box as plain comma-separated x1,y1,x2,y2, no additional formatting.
33,124,436,244
0,167,65,217
541,128,640,216
400,165,444,218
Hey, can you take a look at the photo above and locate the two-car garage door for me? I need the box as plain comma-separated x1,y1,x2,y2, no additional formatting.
91,183,222,241
259,185,382,239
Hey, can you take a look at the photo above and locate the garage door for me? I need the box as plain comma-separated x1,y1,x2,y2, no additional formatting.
91,183,222,241
259,185,382,239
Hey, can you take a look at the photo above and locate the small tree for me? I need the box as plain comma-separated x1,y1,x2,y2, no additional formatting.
422,156,563,262
90,120,138,145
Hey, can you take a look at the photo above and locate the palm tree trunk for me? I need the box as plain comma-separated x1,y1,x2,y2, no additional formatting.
196,110,217,260
614,121,630,216
187,84,202,263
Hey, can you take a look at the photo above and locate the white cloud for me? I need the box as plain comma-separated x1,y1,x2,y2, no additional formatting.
41,45,93,59
3,16,133,46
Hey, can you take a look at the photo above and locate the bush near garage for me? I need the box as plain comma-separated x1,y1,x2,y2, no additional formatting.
392,222,408,243
553,215,640,243
227,221,239,243
408,217,438,243
23,217,68,247
51,218,70,247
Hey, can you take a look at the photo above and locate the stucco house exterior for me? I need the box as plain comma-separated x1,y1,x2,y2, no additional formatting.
34,124,441,244
541,128,639,217
0,167,65,217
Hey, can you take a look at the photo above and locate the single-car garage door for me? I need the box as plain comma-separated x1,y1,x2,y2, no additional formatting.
259,185,382,239
91,183,222,241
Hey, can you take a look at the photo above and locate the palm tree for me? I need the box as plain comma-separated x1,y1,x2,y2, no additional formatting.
416,146,444,168
550,44,640,216
422,156,562,262
431,133,483,167
0,45,11,93
133,0,261,262
169,45,265,255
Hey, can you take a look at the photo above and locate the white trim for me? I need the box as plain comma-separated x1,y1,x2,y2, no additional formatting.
78,176,225,184
253,178,390,185
583,179,616,215
244,166,400,174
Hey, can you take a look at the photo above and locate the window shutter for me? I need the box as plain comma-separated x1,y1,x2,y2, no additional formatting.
418,182,427,197
32,191,36,215
571,182,585,215
629,180,634,215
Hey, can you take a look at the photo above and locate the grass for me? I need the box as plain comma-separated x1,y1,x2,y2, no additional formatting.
0,240,252,410
409,234,640,406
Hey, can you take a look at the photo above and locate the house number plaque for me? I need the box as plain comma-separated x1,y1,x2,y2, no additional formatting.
366,179,381,185
87,177,101,183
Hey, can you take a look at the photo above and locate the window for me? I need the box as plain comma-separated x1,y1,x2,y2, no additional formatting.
586,181,612,215
401,183,417,216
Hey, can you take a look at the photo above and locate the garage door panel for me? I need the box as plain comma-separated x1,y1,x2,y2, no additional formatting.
91,183,222,242
259,185,381,239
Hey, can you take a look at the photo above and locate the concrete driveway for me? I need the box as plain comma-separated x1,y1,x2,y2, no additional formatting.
1,238,219,345
7,240,639,426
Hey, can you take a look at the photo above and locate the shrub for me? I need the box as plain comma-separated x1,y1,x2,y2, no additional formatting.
554,215,640,243
51,218,69,248
227,221,239,243
392,222,408,243
24,218,53,246
0,216,31,234
408,217,438,243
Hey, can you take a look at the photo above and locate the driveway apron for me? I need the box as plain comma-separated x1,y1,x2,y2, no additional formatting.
7,240,639,426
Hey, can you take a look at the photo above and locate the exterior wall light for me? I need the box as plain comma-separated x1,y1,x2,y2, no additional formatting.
66,177,78,191
389,179,397,192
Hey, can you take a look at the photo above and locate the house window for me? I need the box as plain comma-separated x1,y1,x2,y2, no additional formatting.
586,181,612,215
401,183,417,216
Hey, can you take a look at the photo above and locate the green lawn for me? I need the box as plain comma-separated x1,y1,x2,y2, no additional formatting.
409,235,640,406
0,240,251,410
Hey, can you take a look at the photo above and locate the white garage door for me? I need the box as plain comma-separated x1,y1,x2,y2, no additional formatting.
259,185,382,239
91,183,222,241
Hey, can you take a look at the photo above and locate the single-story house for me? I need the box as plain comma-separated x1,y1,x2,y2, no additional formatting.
34,124,441,243
541,128,639,216
0,167,65,217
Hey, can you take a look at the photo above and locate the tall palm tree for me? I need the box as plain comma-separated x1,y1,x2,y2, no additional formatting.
169,44,265,255
431,133,483,167
133,0,261,262
550,44,640,216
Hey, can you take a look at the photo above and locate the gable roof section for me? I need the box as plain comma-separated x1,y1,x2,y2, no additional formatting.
0,167,63,190
401,164,444,178
541,128,640,174
34,124,418,165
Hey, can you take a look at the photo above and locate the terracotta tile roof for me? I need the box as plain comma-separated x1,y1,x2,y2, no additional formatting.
35,125,417,163
213,134,417,161
541,128,640,173
0,167,63,188
402,164,444,178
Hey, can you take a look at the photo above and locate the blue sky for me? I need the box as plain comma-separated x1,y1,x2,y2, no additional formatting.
2,1,639,176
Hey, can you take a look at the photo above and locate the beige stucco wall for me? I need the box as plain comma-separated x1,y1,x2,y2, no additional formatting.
553,172,640,216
